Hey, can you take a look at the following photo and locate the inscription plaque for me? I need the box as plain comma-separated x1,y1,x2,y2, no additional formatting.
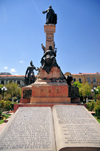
23,89,32,99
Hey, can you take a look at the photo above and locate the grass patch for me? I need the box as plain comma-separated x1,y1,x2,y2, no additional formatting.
0,113,11,124
93,115,100,123
0,120,4,124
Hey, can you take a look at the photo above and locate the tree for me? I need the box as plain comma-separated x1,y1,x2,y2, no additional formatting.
5,82,21,99
96,86,100,100
4,101,12,111
73,81,82,88
0,100,5,116
97,86,100,95
74,81,91,99
80,82,91,98
73,81,82,97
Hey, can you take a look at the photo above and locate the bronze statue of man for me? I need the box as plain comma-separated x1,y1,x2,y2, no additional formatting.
42,6,57,24
25,61,38,85
66,74,73,86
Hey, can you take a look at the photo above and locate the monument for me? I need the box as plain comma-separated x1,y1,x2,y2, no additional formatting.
1,6,100,151
15,5,80,112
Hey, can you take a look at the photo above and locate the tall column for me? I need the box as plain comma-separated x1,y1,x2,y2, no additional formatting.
4,80,6,85
44,24,55,51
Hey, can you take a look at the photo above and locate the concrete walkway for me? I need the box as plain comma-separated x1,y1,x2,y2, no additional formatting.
0,123,7,132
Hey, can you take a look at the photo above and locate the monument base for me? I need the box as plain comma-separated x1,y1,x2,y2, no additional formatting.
14,102,85,113
31,80,70,102
20,78,80,106
30,97,71,103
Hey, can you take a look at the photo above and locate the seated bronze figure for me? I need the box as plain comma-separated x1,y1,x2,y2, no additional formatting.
41,46,59,74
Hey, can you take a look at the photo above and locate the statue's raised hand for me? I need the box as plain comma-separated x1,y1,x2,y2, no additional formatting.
36,67,40,71
42,11,46,14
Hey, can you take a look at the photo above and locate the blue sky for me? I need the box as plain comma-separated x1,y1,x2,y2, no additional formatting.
0,0,100,75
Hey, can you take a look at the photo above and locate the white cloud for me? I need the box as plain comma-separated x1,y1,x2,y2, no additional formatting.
11,69,17,72
15,74,18,75
20,61,24,63
4,67,8,69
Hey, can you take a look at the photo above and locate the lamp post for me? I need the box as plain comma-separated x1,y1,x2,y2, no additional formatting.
1,86,7,100
91,87,98,102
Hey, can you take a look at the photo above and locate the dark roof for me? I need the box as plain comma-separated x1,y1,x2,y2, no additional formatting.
0,72,12,75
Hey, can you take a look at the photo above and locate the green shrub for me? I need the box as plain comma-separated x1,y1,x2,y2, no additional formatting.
0,108,3,116
10,102,18,110
4,101,12,111
0,100,5,116
94,105,100,119
95,100,100,106
86,101,95,111
0,95,2,101
0,100,5,110
97,95,100,100
4,93,11,101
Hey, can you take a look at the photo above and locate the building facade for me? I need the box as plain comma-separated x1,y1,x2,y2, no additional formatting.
0,75,25,86
65,72,100,88
1,72,100,88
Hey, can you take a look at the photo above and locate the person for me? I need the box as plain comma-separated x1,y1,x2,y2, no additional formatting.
42,6,57,24
25,61,38,85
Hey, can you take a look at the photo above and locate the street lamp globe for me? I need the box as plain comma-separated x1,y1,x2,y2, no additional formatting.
91,87,98,102
1,86,7,99
1,86,7,91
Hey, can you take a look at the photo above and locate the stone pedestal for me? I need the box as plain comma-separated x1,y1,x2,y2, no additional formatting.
30,81,71,103
39,67,61,79
44,24,55,51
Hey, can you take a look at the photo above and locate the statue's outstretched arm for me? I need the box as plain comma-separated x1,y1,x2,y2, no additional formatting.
33,66,37,71
42,10,47,14
36,67,39,71
41,43,45,52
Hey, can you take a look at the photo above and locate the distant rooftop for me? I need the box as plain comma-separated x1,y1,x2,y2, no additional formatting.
0,75,25,77
72,72,100,75
0,72,12,75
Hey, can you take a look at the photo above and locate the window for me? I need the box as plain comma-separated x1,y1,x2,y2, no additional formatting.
93,77,96,83
73,78,76,82
6,80,8,84
93,85,97,88
17,81,20,84
1,80,4,84
87,77,91,83
9,80,12,83
79,78,82,83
